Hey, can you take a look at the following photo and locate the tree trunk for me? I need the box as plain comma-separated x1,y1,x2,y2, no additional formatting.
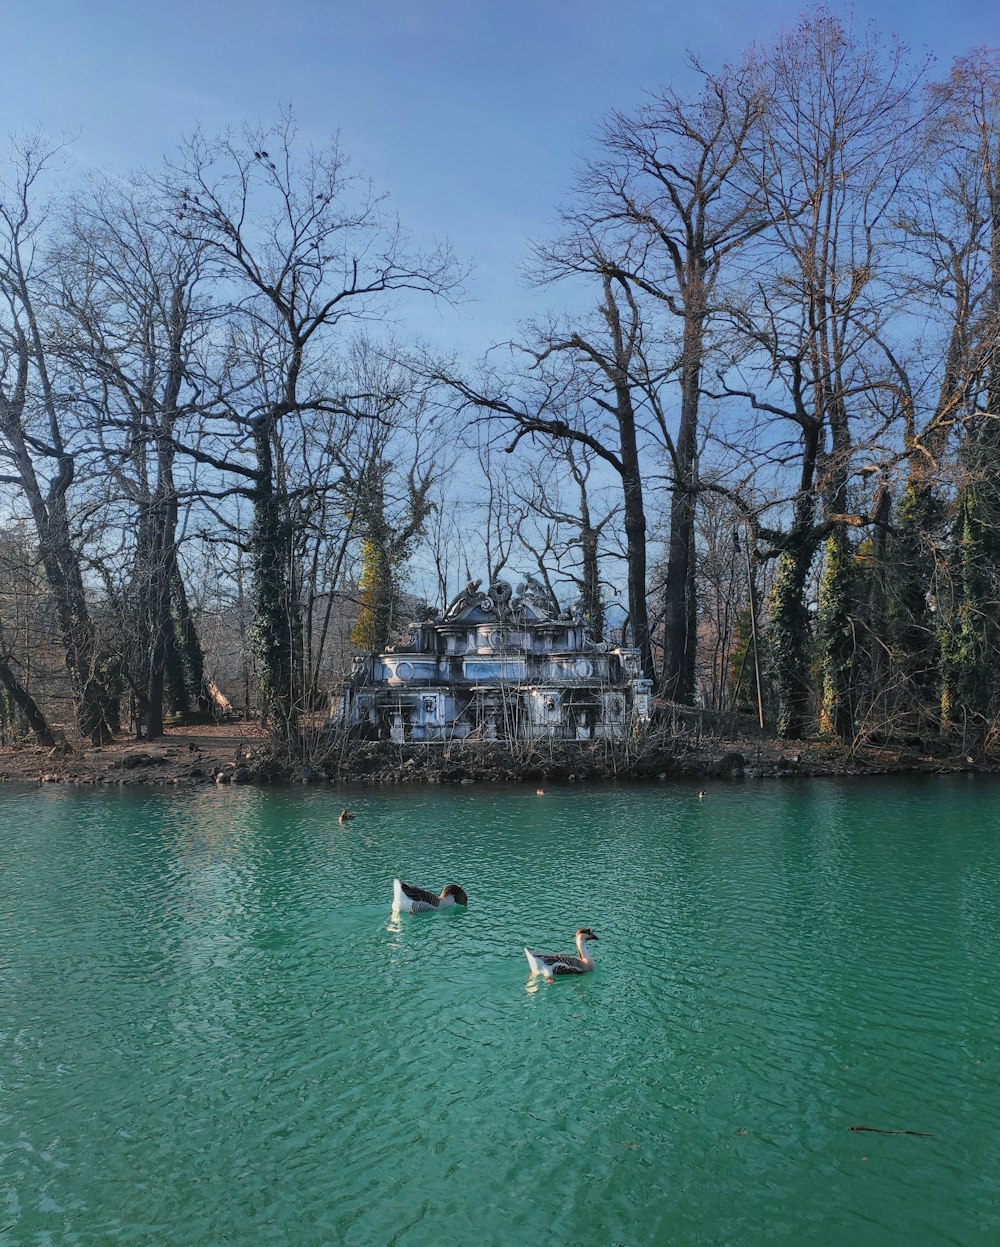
251,418,301,732
579,524,604,640
168,561,210,715
616,383,654,681
818,529,858,739
43,526,118,745
661,310,703,702
0,420,117,744
0,655,55,746
861,482,892,729
768,495,819,740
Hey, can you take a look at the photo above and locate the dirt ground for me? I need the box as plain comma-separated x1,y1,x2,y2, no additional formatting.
0,723,273,788
0,719,991,789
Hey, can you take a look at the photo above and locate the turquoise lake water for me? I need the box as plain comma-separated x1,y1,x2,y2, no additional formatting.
2,776,1000,1245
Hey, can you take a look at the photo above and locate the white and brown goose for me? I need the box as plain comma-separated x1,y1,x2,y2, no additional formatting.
392,879,469,914
524,928,599,979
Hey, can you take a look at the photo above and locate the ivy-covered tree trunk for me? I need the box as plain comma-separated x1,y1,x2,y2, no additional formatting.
351,538,396,652
941,419,1000,739
817,529,859,739
939,504,986,734
854,482,893,733
890,480,943,721
165,562,210,716
579,522,605,642
251,418,302,732
163,616,189,717
767,499,818,739
345,443,436,655
768,550,815,739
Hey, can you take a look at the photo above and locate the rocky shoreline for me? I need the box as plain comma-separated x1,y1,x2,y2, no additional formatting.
1,725,994,791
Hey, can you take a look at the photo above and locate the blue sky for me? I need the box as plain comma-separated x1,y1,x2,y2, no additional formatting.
3,0,998,356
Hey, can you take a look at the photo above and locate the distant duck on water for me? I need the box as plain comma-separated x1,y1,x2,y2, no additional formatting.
524,928,599,979
392,879,469,914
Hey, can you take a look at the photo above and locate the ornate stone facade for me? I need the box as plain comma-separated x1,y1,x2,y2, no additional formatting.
336,578,652,742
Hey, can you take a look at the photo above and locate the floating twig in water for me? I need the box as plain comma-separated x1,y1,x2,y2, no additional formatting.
849,1126,932,1137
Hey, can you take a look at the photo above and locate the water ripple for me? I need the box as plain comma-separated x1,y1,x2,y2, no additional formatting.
3,778,1000,1244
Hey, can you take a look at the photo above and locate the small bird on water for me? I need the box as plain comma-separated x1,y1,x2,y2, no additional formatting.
338,809,355,825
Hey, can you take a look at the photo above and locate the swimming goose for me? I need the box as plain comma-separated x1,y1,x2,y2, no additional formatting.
392,879,469,914
524,928,599,978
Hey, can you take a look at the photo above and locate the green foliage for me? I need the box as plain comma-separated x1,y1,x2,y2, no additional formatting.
347,451,436,654
351,538,393,651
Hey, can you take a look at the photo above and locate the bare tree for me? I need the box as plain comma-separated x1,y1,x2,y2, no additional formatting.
718,12,931,737
439,274,659,678
56,174,210,737
0,136,118,743
912,49,1000,735
554,58,768,701
511,441,619,637
160,114,459,734
329,340,446,651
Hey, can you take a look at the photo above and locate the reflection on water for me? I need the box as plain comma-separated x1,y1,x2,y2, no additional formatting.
3,777,1000,1245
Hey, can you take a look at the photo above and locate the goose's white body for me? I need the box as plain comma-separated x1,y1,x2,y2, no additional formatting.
392,879,468,914
524,928,599,978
